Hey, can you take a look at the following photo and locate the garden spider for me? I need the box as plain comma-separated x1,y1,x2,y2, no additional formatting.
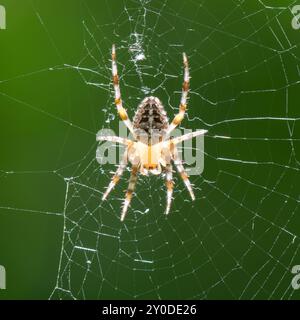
97,45,207,221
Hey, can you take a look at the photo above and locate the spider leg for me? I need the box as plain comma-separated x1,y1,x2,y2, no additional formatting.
102,149,128,201
166,52,190,136
121,165,139,221
171,144,195,201
112,45,136,138
165,163,174,215
171,129,207,145
97,135,133,146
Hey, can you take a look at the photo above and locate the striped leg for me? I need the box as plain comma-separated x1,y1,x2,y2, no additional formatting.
96,135,133,146
166,52,190,136
102,150,128,201
171,130,207,145
112,45,136,138
121,165,139,221
172,145,195,201
165,164,174,215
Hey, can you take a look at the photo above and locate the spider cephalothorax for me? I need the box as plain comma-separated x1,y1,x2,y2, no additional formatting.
97,45,207,221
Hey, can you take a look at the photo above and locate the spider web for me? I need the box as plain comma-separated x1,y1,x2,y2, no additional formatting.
1,0,300,299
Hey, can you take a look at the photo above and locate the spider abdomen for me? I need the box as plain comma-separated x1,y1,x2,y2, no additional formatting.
133,96,169,138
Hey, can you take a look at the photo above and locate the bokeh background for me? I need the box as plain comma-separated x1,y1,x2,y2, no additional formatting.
0,0,300,299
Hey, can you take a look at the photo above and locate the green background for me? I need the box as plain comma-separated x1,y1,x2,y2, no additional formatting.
0,0,300,299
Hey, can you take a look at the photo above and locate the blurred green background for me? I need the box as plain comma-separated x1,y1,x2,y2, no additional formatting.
0,0,300,299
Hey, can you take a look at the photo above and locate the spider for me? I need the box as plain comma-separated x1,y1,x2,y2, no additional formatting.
97,45,207,221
